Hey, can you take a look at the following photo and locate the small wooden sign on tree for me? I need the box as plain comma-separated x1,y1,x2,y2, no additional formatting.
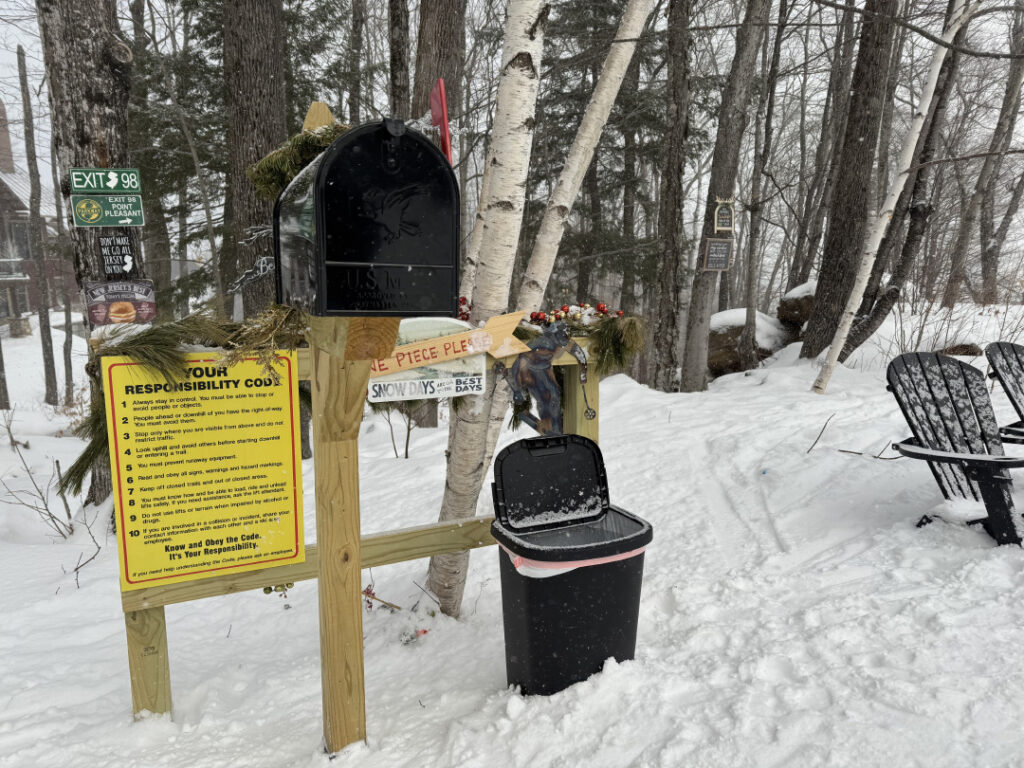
703,238,734,272
713,198,734,234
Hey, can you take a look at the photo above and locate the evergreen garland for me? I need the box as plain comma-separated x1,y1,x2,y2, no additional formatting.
512,315,644,376
588,316,643,376
247,122,351,200
61,307,309,497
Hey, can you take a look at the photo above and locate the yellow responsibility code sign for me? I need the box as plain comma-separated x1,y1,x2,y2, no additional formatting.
103,351,304,591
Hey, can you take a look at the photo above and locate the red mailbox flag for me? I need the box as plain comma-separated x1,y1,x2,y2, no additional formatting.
429,78,453,165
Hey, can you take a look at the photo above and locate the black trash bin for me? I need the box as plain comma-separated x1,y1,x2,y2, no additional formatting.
491,434,653,695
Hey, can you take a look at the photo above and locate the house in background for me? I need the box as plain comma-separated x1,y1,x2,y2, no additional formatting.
0,101,74,337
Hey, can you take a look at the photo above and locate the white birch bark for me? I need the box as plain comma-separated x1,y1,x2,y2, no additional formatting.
426,0,550,617
459,157,492,305
812,0,976,394
517,0,657,312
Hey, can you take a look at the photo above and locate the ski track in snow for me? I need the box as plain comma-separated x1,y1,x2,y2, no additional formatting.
6,326,1024,766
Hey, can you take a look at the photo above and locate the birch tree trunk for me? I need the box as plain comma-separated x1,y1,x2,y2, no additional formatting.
859,25,908,316
679,0,770,392
813,0,976,394
650,0,693,391
459,160,493,306
426,0,550,617
18,46,58,407
517,0,656,313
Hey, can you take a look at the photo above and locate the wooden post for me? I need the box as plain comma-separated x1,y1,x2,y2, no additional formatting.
125,607,172,716
562,369,599,444
308,316,398,754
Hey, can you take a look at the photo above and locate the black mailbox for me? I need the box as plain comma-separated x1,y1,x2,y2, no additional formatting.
274,119,459,317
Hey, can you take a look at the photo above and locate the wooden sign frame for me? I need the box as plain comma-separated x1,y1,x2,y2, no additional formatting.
703,237,734,272
713,199,734,234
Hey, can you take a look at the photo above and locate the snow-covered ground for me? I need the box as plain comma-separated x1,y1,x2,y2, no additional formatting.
5,313,1024,767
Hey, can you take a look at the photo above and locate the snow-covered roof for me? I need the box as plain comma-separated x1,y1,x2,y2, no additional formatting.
0,166,58,219
0,168,29,211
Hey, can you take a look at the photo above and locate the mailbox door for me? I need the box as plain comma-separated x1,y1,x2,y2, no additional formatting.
314,120,459,317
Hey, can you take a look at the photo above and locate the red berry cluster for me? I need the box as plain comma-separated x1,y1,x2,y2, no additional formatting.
530,301,626,324
458,296,472,322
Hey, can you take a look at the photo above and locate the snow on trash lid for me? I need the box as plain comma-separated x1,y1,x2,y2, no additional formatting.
491,505,652,561
492,435,609,532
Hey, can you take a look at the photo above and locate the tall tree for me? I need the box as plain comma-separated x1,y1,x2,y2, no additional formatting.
222,0,287,316
18,46,58,407
787,0,855,291
128,0,173,320
813,0,977,393
650,0,692,391
679,0,770,392
800,0,899,360
347,0,365,123
619,54,642,315
738,0,788,370
979,172,1024,302
841,9,967,360
50,135,73,406
36,0,144,503
412,0,468,121
942,0,1024,307
389,0,411,119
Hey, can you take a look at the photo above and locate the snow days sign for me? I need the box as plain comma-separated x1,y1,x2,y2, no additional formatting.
103,352,304,591
368,313,528,402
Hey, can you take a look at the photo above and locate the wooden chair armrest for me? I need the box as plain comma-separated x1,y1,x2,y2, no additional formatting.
893,437,1024,470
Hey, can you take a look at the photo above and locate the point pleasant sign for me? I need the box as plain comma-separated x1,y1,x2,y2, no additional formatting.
368,312,528,402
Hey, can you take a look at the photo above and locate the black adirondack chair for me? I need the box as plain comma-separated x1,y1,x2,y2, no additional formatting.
985,342,1024,433
886,352,1024,546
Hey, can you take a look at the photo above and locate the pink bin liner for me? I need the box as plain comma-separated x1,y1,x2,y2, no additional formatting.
500,543,649,579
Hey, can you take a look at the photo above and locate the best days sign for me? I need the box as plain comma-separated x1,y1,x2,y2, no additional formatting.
368,313,528,402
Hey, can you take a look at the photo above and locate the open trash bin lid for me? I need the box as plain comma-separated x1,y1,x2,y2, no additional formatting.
491,435,652,563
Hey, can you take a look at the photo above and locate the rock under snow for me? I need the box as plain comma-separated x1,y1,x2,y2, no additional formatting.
708,309,791,376
777,280,816,336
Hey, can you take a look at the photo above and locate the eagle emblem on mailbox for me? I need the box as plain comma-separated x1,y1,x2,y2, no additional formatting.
361,184,424,243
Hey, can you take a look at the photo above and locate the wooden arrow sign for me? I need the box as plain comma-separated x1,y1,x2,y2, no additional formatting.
370,312,528,376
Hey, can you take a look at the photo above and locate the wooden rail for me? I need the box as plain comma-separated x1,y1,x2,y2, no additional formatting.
121,515,496,612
